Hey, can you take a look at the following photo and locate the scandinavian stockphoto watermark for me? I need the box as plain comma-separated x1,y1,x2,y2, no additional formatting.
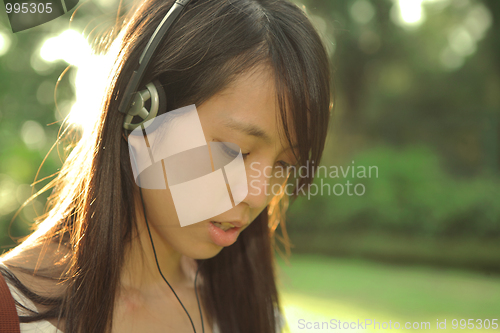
297,318,499,330
127,104,379,227
127,104,248,227
248,160,379,199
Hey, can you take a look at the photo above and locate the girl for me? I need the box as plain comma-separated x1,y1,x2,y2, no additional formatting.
0,0,332,332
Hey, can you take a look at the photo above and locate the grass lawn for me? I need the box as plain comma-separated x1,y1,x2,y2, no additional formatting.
276,254,500,333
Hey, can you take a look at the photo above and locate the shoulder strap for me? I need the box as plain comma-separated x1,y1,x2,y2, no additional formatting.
0,271,21,333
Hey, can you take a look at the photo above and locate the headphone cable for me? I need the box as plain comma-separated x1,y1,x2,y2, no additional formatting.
139,187,205,333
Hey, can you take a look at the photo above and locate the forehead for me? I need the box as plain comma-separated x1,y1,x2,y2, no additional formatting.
197,64,298,147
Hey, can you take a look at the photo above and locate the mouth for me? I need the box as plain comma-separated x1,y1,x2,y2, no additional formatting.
208,221,243,247
212,221,237,231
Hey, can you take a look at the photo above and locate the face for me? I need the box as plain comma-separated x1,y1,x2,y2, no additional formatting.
136,65,298,259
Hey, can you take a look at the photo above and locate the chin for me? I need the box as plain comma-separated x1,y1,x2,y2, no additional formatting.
182,242,225,260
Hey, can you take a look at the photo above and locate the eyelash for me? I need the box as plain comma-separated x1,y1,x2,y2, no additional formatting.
220,142,244,158
277,160,291,168
220,142,291,168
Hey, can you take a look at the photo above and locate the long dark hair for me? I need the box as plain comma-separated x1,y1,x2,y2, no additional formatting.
0,0,332,332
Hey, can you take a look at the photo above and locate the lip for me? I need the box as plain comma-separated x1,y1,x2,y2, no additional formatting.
223,220,246,228
208,221,243,247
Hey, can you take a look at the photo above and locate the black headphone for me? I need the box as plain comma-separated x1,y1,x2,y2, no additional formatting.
118,0,191,131
118,1,206,333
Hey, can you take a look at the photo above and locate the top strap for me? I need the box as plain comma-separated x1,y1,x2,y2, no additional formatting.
0,271,21,333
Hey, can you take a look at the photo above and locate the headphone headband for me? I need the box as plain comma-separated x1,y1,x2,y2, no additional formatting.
118,0,193,115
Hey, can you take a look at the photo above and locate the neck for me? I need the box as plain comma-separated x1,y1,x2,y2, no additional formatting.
119,193,190,296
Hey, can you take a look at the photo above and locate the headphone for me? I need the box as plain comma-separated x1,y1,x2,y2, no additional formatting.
118,1,205,333
118,0,192,131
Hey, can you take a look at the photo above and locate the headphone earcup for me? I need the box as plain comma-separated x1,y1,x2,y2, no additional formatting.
122,79,167,132
144,79,167,133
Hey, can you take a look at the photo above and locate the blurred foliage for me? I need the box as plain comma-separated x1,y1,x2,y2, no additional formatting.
290,145,500,238
287,146,500,270
0,0,118,251
0,0,499,271
281,0,500,270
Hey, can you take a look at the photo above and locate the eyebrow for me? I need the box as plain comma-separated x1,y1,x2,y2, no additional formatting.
222,118,272,143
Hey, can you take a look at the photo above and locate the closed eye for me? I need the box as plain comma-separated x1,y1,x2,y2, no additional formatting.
220,142,249,159
277,160,291,168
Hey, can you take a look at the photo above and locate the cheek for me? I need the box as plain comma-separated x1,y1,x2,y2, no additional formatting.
140,188,180,228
